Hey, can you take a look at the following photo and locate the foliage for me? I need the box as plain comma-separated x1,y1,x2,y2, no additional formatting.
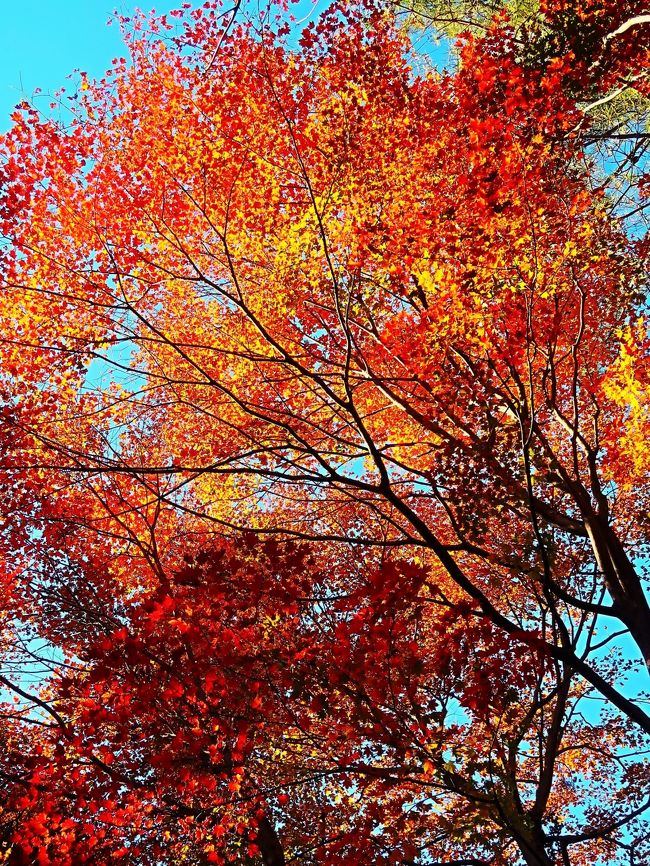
399,0,650,229
0,1,649,864
397,0,538,37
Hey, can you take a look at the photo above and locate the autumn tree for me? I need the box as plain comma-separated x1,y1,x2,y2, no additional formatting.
0,1,649,864
399,0,650,230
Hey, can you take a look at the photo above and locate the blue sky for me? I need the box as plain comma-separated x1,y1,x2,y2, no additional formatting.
0,1,202,131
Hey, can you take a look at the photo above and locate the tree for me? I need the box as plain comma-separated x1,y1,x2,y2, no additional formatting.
0,1,649,864
398,0,650,231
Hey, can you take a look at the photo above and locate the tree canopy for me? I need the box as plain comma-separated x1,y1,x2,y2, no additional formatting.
0,1,649,864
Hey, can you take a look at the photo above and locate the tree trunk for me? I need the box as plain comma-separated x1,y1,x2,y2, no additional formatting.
516,831,556,866
256,815,285,866
585,515,650,672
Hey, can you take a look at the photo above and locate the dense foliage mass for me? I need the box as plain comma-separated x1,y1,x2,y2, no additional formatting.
0,1,649,864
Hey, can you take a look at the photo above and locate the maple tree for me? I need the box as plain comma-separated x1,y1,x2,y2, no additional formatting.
401,0,650,230
0,1,649,864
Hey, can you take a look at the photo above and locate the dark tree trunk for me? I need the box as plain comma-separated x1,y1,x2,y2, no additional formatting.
256,815,285,866
585,515,650,671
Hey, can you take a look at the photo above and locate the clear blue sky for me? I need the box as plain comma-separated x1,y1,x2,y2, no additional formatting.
0,1,202,131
